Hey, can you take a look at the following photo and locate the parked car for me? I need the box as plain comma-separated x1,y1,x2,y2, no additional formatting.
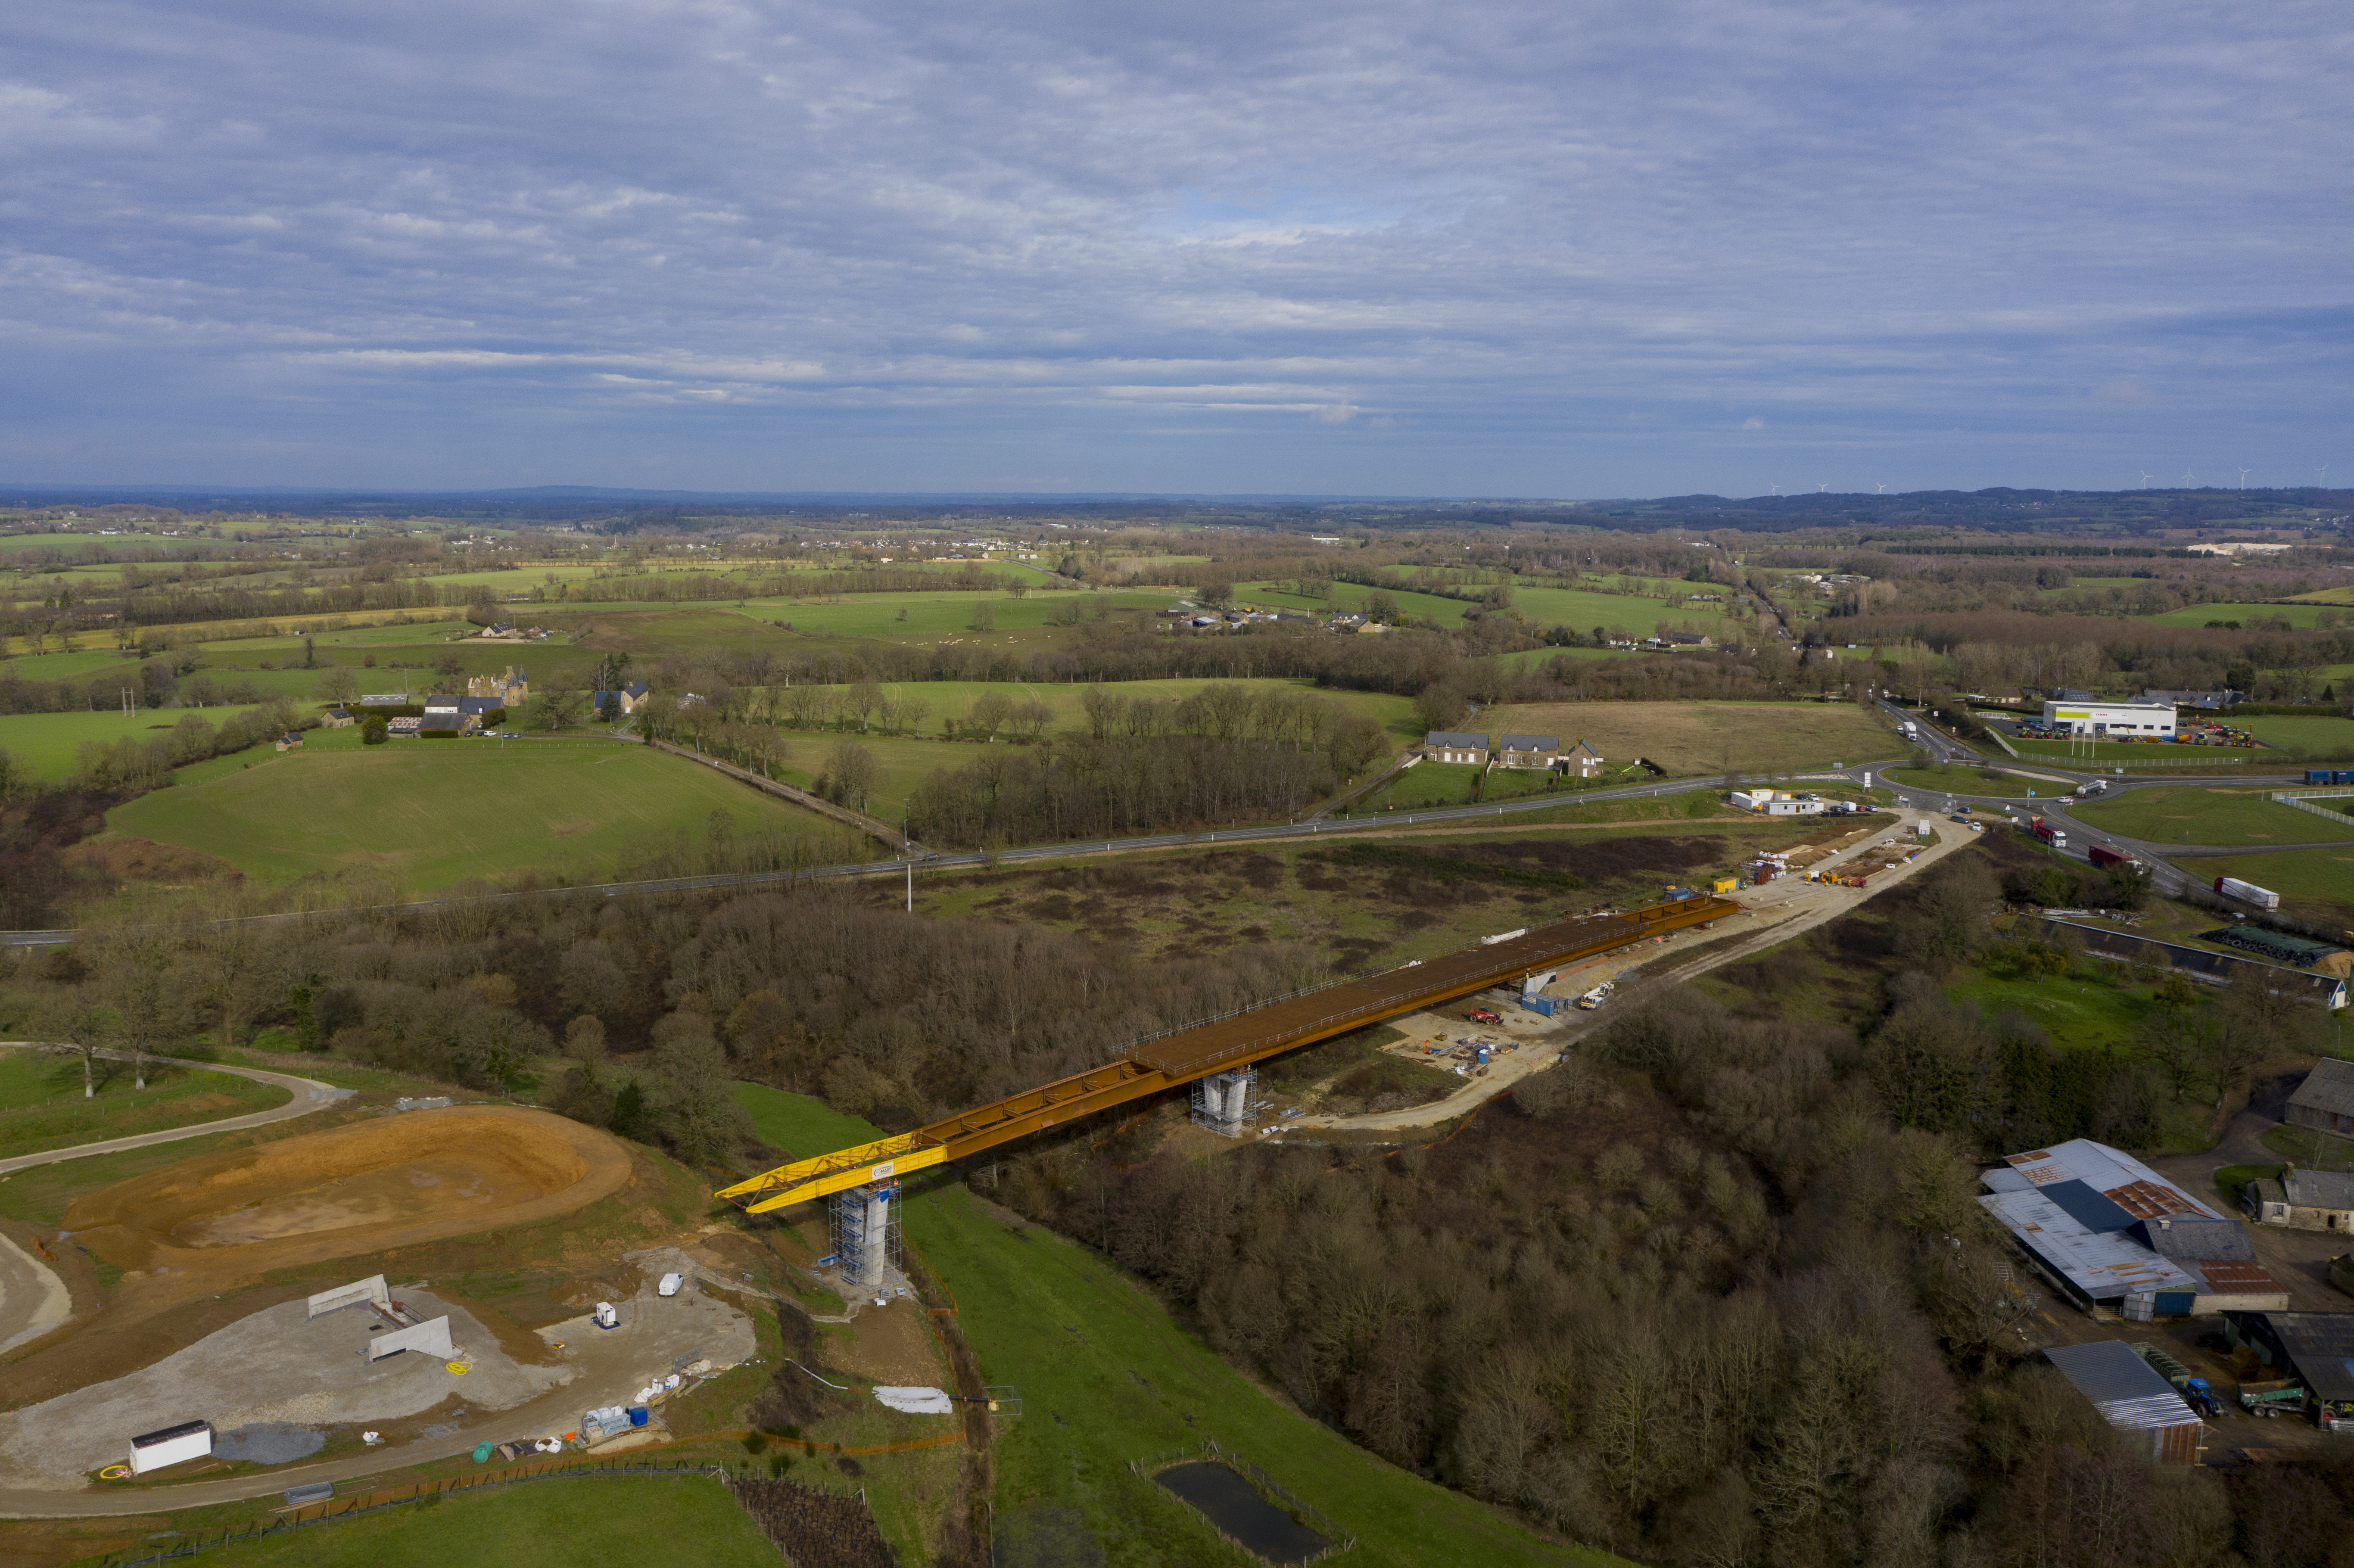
1467,1008,1502,1025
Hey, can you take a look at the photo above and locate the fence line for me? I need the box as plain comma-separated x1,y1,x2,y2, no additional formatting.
88,1457,863,1568
2010,751,2253,768
2271,787,2354,826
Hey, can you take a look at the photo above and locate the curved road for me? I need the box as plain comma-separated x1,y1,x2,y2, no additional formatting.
0,1048,354,1372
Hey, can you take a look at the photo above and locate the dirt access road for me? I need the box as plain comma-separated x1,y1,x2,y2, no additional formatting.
0,1047,352,1363
1286,816,1983,1135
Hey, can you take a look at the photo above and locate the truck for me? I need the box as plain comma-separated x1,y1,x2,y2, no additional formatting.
2214,876,2282,911
2132,1343,2222,1418
2029,816,2066,846
1576,981,1614,1011
2087,843,2141,870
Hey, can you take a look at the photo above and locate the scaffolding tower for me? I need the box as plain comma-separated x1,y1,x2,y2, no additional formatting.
828,1179,904,1290
1190,1068,1258,1139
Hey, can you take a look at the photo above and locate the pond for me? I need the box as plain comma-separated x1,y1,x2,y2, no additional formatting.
1154,1461,1330,1565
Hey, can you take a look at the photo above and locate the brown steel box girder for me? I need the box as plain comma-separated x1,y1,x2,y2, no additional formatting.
894,895,1738,1169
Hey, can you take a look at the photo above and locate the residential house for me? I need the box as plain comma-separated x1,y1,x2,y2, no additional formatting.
467,666,529,706
1561,740,1605,778
321,708,356,729
1978,1139,2289,1317
2287,1059,2354,1136
273,731,304,753
591,680,653,717
2042,1342,2206,1466
421,696,492,735
1644,632,1715,650
1494,734,1560,770
2244,1169,2354,1234
1422,731,1489,766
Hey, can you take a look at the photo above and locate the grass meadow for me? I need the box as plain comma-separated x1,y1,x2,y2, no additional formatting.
2164,849,2354,927
1882,764,2046,799
0,1047,290,1160
2072,785,2345,847
0,705,279,781
2241,716,2354,754
1470,700,1896,777
104,728,855,893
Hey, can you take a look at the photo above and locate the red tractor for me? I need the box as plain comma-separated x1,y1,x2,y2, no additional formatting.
1467,1007,1502,1025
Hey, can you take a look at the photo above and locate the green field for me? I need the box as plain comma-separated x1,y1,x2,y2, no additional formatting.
2241,716,2354,754
104,729,858,893
197,619,476,653
1942,971,2157,1052
2008,738,2267,766
1504,582,1734,633
0,647,156,681
1472,700,1895,777
2073,785,2345,847
738,589,1161,642
2166,849,2354,926
899,1179,1617,1568
0,1047,290,1159
137,1476,784,1568
734,1081,888,1160
2140,601,2344,629
1883,764,2044,799
1234,581,1472,627
0,706,279,781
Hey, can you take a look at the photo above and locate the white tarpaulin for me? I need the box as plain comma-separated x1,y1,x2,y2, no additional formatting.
367,1315,454,1362
307,1275,391,1319
874,1386,955,1415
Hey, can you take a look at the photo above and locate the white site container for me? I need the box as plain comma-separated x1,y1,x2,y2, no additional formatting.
657,1273,685,1298
130,1421,214,1475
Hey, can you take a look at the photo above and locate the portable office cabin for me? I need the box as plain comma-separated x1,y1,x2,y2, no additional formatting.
2043,1343,2205,1465
129,1421,214,1475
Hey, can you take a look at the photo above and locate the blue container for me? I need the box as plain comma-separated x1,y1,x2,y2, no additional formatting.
1520,996,1560,1017
2337,771,2354,786
2310,770,2334,784
626,1406,649,1428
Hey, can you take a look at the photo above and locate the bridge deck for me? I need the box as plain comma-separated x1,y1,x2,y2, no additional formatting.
718,895,1741,1212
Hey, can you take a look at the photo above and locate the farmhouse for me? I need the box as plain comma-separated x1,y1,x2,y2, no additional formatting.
2042,1342,2206,1466
1977,1139,2289,1317
421,696,503,735
467,666,529,705
273,731,304,753
593,681,652,717
1494,734,1559,770
1423,731,1488,766
321,707,355,729
2243,1170,2354,1234
1561,739,1604,779
2287,1059,2354,1135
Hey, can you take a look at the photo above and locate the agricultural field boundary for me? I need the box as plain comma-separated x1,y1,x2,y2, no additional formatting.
641,735,912,850
0,1046,350,1177
2270,787,2354,826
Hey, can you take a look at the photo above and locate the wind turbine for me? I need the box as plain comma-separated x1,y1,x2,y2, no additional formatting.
1770,483,1780,496
2182,468,2196,486
2237,466,2251,489
1875,483,1886,494
2138,470,2152,488
2321,464,2330,488
1817,482,1828,493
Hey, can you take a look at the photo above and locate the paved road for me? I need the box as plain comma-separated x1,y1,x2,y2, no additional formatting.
0,1046,354,1178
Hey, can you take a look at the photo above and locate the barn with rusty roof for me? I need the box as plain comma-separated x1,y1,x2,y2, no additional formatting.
1978,1139,2289,1318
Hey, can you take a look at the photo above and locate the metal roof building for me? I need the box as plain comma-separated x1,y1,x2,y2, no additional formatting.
2289,1059,2354,1135
2221,1312,2354,1425
2043,1341,2206,1464
1980,1140,2288,1318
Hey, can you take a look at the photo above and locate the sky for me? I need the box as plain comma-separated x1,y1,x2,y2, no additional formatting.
2,0,2349,497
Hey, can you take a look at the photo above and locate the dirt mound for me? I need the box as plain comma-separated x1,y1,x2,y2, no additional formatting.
65,1107,632,1281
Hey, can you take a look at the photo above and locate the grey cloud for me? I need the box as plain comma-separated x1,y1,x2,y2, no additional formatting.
0,0,2347,491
